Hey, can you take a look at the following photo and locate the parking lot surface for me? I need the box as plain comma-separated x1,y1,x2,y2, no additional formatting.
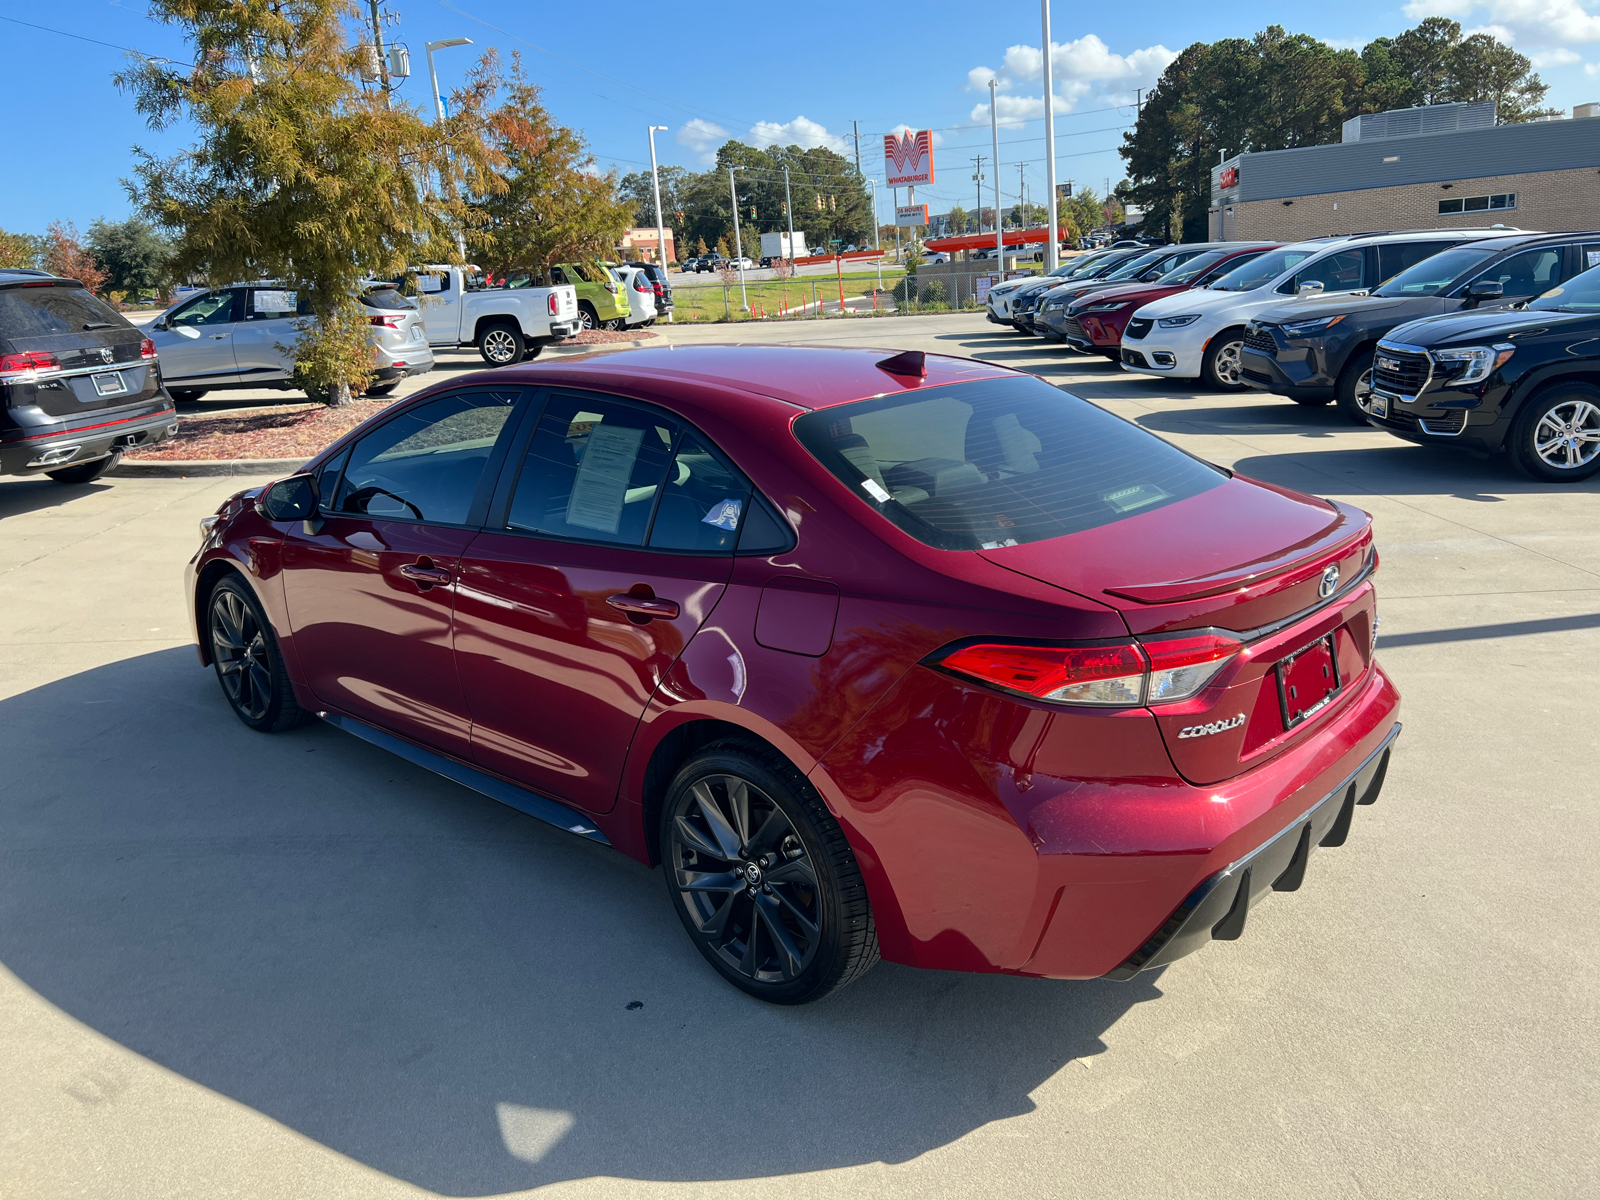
2,312,1596,1199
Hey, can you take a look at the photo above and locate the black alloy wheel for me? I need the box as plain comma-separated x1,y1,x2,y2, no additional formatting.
208,576,304,732
662,741,878,1004
45,450,120,484
1334,356,1374,422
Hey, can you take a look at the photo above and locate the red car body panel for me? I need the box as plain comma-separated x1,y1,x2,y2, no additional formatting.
186,345,1400,981
1065,244,1284,351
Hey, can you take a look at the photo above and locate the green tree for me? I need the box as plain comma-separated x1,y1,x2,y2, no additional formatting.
118,0,500,404
1448,33,1556,122
466,51,633,274
619,164,692,228
0,229,46,270
86,217,170,295
946,203,969,234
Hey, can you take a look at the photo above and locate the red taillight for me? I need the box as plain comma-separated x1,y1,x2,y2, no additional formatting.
939,642,1147,706
0,350,61,379
652,282,664,296
548,293,559,315
936,631,1240,708
141,337,157,360
369,315,402,329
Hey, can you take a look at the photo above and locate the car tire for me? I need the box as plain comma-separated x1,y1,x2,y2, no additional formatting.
207,574,306,733
364,382,400,398
1508,383,1600,481
46,450,120,484
168,388,207,403
477,321,525,366
1201,327,1248,391
1334,355,1374,423
522,342,544,361
603,319,626,332
660,738,879,1004
576,303,599,331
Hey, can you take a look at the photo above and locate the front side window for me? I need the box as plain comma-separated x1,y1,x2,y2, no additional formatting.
1105,249,1174,282
169,290,238,327
332,389,520,524
1468,247,1563,296
1280,249,1365,295
1373,244,1500,297
794,375,1225,552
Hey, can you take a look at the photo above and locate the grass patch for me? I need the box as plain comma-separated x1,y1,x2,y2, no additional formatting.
671,270,902,322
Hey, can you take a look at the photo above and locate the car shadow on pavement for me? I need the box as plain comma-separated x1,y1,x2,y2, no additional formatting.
0,648,1163,1195
1224,443,1600,497
0,478,115,518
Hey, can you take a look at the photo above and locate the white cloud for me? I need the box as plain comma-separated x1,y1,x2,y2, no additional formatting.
1586,59,1600,71
1531,46,1583,63
746,116,849,153
676,118,729,164
1403,0,1600,48
887,122,946,147
964,35,1175,127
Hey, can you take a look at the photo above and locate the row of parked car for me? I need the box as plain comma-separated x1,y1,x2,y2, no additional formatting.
985,229,1600,481
0,259,676,483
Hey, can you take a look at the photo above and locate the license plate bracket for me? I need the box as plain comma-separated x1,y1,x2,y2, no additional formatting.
1276,633,1342,730
92,371,127,397
1368,389,1390,418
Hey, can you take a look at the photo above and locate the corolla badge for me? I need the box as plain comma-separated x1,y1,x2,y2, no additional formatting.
1177,713,1246,739
1319,564,1340,599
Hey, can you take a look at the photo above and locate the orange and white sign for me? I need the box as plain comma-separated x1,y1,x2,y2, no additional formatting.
884,130,935,187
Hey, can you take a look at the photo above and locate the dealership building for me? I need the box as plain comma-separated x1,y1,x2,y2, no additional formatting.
1210,101,1600,241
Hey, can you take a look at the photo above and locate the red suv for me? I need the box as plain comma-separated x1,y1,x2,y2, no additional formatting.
1054,243,1282,360
188,346,1400,1003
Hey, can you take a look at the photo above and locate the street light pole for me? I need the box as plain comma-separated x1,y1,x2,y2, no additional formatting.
783,165,797,267
425,37,472,123
990,79,1003,268
1042,0,1060,270
728,165,749,312
647,125,673,322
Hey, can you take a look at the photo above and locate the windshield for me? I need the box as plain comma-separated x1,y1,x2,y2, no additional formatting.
1105,248,1175,282
1164,249,1235,286
793,375,1225,552
1528,266,1600,312
1207,247,1315,291
360,286,417,310
1374,245,1501,297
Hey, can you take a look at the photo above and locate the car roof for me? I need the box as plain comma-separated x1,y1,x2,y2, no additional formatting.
496,344,1021,411
0,270,78,287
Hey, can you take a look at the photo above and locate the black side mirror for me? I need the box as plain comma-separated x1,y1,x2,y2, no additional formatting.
1463,279,1504,307
257,474,320,532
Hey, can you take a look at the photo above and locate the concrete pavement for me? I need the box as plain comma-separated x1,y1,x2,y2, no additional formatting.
1,312,1596,1199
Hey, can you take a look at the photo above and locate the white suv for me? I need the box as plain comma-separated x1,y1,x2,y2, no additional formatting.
1120,230,1528,390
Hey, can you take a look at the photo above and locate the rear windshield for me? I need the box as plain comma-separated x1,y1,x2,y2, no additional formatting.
1373,244,1500,297
1207,247,1315,291
0,285,129,347
360,286,417,310
793,375,1225,551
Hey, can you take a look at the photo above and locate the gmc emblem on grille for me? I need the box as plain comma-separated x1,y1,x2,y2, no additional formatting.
1377,356,1399,371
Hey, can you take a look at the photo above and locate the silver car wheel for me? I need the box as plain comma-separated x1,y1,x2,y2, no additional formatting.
1354,367,1374,409
1534,399,1600,470
482,328,518,364
1213,340,1243,387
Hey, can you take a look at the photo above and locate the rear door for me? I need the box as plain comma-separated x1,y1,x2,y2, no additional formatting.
230,286,300,384
453,389,743,813
151,289,243,387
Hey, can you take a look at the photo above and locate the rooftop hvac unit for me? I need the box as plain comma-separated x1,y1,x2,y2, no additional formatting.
1574,103,1600,119
1341,101,1496,142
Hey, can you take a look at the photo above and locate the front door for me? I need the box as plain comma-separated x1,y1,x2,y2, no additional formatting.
151,288,242,388
280,386,524,759
454,390,748,813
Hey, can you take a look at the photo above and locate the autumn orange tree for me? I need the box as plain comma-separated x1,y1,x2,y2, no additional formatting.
119,0,504,403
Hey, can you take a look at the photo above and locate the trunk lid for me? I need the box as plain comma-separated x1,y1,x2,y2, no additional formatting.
980,475,1376,784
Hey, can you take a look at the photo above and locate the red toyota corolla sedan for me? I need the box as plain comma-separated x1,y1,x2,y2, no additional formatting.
187,345,1400,1003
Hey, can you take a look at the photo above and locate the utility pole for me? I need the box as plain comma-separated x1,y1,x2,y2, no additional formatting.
783,165,797,266
851,120,862,174
867,177,881,294
1041,0,1059,269
648,125,672,321
990,80,1003,266
367,0,391,109
971,155,986,235
728,165,748,312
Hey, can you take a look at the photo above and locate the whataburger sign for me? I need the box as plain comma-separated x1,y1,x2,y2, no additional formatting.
884,130,935,187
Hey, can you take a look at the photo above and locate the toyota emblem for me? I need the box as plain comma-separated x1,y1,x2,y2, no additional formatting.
1319,564,1340,598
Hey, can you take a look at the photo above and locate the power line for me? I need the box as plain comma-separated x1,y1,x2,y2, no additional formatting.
0,14,193,66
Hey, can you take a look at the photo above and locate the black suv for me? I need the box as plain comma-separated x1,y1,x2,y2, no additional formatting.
622,260,674,318
1363,263,1600,480
1,271,177,483
1240,232,1600,422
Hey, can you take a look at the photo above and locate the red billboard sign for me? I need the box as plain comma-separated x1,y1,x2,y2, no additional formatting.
884,130,935,187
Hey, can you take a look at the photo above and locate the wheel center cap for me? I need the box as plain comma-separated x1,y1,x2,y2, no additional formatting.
742,862,763,886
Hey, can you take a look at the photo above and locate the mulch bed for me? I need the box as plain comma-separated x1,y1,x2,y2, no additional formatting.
126,329,658,461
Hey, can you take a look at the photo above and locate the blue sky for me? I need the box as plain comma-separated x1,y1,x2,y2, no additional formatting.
6,0,1600,235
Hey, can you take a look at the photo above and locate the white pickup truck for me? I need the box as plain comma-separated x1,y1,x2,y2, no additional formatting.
407,265,580,366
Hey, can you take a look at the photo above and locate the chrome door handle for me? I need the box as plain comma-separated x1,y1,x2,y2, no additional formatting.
606,593,680,620
399,562,452,587
211,333,230,339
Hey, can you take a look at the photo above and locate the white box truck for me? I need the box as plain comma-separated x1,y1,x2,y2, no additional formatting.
758,232,808,261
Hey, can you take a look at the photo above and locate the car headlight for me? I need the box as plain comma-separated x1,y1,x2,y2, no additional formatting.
1157,314,1201,328
1081,300,1127,313
1430,344,1514,385
1281,314,1345,338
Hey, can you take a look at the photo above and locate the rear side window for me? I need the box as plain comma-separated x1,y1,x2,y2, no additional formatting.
0,286,129,346
1377,241,1457,282
647,430,753,553
794,375,1225,551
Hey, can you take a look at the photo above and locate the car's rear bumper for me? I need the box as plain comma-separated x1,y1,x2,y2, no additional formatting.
0,403,178,476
